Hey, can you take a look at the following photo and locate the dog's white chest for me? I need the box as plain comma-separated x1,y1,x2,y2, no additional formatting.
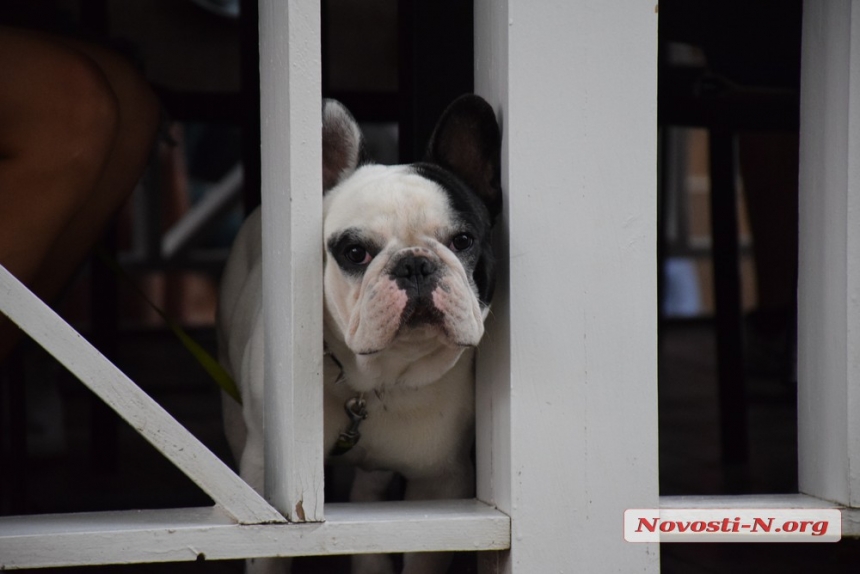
321,351,475,476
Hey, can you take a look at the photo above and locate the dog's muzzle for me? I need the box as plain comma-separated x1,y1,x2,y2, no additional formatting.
391,253,438,292
388,252,445,327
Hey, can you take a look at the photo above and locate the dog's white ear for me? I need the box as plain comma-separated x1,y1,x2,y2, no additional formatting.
323,99,364,192
426,95,502,220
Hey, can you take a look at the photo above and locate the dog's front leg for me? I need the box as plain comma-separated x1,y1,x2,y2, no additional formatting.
350,468,397,574
236,317,266,493
401,460,474,574
238,320,293,574
245,557,290,574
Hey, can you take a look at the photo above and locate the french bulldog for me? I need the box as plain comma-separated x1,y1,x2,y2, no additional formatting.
218,94,501,574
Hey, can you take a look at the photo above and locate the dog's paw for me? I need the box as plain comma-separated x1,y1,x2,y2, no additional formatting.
246,556,291,574
351,553,395,574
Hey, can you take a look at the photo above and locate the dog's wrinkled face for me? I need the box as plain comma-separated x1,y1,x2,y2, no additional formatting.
324,164,490,355
320,96,501,389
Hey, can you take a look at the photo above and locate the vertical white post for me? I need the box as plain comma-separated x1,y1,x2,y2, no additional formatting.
473,0,512,529
475,1,659,571
259,0,324,521
798,0,860,508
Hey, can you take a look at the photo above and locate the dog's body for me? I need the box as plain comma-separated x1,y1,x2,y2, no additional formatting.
218,95,501,574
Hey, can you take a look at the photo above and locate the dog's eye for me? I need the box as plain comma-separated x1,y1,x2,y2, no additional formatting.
449,233,474,252
344,245,372,265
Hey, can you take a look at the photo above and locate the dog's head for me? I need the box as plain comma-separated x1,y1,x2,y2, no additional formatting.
321,95,501,389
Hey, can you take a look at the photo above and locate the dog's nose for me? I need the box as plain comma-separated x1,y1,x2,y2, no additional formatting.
392,255,437,282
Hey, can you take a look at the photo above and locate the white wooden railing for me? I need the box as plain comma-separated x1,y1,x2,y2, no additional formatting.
258,0,325,523
658,0,860,540
3,1,860,572
473,1,659,570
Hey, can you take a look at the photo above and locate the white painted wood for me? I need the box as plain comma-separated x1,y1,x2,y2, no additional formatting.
473,0,512,530
258,0,325,521
0,265,283,525
0,500,510,569
797,0,860,508
662,494,860,537
663,493,843,509
474,1,659,572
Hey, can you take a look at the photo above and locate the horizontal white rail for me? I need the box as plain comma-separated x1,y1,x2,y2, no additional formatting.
0,500,510,570
661,494,860,537
8,493,852,571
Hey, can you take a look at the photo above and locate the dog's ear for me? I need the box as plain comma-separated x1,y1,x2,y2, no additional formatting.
426,95,502,220
322,99,364,192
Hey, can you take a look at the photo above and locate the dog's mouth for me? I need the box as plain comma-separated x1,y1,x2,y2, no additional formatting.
401,296,444,328
354,303,448,356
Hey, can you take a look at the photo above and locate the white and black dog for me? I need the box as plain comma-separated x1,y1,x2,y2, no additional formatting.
218,94,501,574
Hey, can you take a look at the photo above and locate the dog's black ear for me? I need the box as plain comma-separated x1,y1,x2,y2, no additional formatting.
426,95,502,220
322,99,364,192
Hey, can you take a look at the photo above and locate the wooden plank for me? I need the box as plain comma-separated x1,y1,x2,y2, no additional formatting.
662,493,845,509
258,0,325,522
662,494,860,537
797,0,860,508
473,0,512,530
0,500,510,569
474,1,659,572
0,265,283,525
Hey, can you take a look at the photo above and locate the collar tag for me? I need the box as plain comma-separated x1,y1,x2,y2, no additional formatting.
329,396,368,456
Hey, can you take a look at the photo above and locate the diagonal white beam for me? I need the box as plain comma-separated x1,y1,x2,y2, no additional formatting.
0,264,284,525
